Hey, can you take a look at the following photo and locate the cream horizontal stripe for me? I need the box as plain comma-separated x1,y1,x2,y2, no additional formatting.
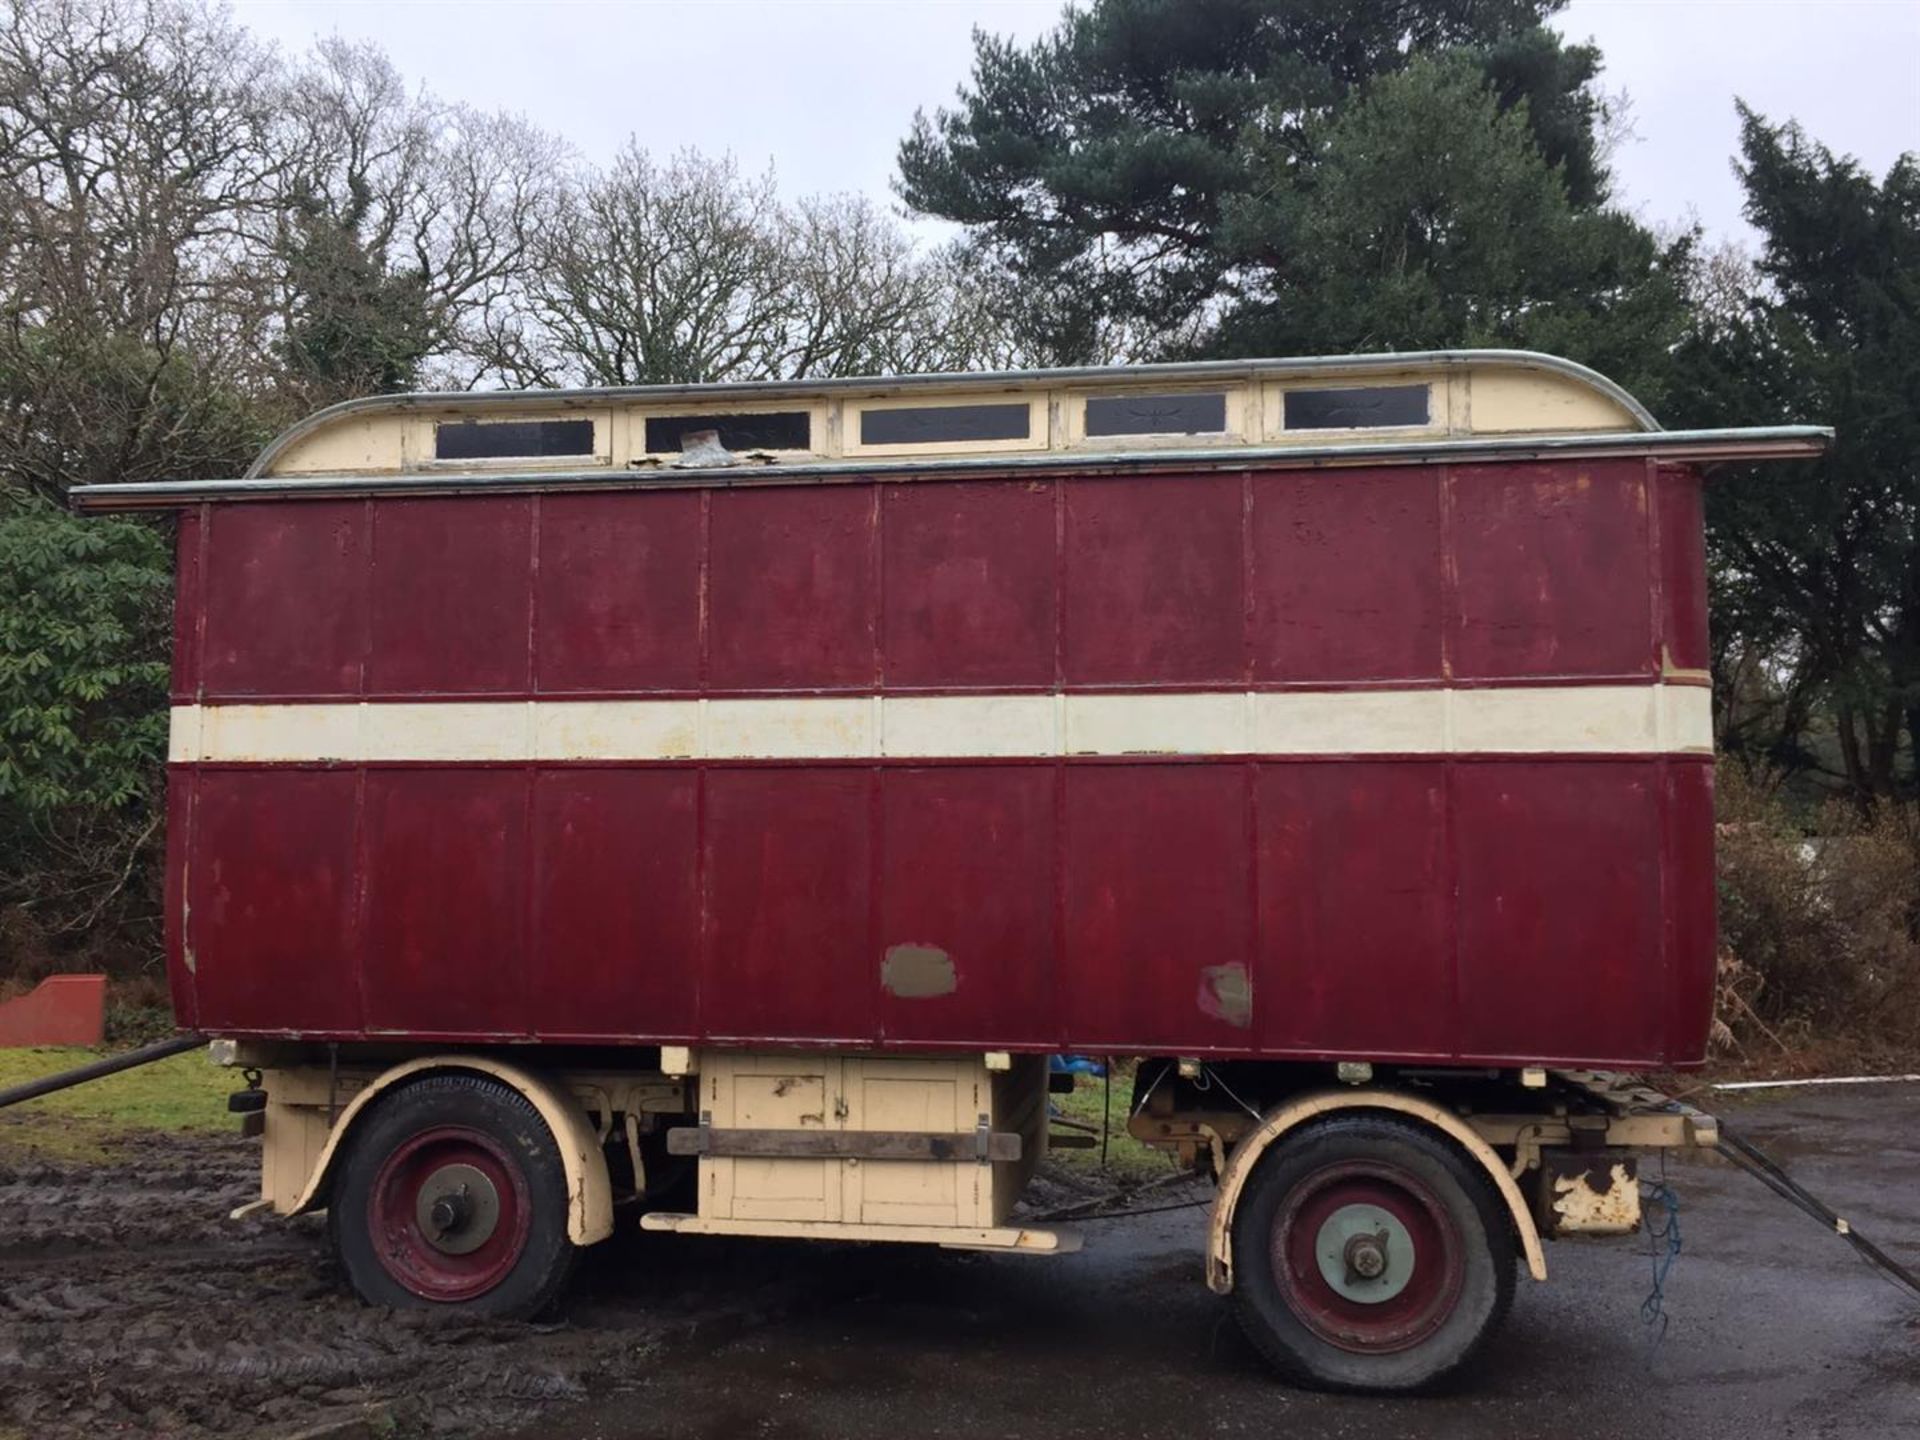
169,685,1713,763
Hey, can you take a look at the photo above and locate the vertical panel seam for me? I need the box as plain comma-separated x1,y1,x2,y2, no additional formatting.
1053,476,1067,690
1655,755,1678,1061
177,769,201,1026
1245,757,1262,1055
864,425,884,1050
1442,757,1462,1057
1644,456,1666,677
351,497,373,1029
868,760,884,1046
1241,467,1256,687
1052,758,1068,1054
694,764,709,1045
192,502,211,703
870,483,884,692
697,490,712,692
528,493,544,694
521,491,540,1035
1437,464,1456,683
519,762,536,1038
1051,475,1068,1051
349,765,371,1031
357,497,373,700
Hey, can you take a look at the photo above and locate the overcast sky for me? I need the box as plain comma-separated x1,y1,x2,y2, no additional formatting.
231,0,1918,250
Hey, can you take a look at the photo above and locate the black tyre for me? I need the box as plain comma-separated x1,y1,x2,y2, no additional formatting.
1230,1114,1515,1392
329,1073,579,1318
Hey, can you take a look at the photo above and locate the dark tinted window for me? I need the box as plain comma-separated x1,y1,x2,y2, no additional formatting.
1084,392,1227,437
645,411,812,453
860,403,1030,446
435,418,595,459
1283,384,1429,430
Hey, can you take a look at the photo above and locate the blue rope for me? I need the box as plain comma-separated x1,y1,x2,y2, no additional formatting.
1640,1155,1683,1361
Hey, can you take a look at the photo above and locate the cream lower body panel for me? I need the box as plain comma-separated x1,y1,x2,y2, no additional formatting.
683,1051,1047,1229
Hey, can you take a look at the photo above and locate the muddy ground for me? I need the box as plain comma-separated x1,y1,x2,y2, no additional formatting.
0,1121,902,1439
3,1087,1917,1440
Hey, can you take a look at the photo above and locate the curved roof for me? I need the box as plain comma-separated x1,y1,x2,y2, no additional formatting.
245,349,1661,479
69,350,1830,510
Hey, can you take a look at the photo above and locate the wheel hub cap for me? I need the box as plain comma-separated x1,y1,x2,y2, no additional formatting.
1314,1201,1415,1302
1271,1162,1466,1354
413,1162,500,1256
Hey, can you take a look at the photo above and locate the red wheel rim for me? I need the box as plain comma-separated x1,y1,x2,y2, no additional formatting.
368,1125,531,1302
1270,1159,1464,1353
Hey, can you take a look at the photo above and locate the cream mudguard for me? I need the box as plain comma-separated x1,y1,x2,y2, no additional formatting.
1204,1090,1550,1292
274,1055,615,1246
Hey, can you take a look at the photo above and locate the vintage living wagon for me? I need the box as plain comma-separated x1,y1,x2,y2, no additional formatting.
72,351,1827,1390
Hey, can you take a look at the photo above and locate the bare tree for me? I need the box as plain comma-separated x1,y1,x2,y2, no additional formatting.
0,0,283,334
492,148,786,386
265,37,564,402
0,0,291,501
486,144,1020,389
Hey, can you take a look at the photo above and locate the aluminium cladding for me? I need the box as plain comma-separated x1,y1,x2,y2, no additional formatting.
69,351,1830,510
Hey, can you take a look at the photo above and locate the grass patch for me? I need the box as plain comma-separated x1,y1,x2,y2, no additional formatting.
0,1044,234,1160
1047,1061,1185,1184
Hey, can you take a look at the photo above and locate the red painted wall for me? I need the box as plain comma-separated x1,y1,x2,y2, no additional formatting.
165,458,1718,1068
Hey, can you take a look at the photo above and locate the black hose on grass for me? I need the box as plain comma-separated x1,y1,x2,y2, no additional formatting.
0,1032,205,1110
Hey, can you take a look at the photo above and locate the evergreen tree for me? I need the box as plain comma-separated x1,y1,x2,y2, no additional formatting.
1210,53,1688,405
897,0,1684,385
1676,107,1920,797
277,196,434,405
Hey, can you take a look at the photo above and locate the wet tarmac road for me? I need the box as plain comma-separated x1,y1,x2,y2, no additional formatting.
508,1086,1920,1440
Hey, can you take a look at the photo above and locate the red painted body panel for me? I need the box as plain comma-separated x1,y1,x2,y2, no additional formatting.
1064,475,1245,685
1061,764,1253,1051
361,769,528,1034
708,487,877,691
1655,467,1712,673
161,767,199,1030
1256,763,1452,1055
369,499,532,696
530,769,700,1039
1661,759,1718,1060
876,767,1057,1045
189,768,361,1033
1448,461,1653,679
203,501,367,698
164,456,1719,1068
536,493,704,694
1249,470,1444,683
170,508,205,704
702,768,873,1041
881,482,1056,689
1451,761,1665,1061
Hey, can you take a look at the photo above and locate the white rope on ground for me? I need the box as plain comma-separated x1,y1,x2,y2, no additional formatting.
1712,1073,1920,1091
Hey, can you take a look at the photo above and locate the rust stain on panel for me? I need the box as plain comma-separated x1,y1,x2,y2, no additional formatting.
882,944,957,999
1198,962,1253,1028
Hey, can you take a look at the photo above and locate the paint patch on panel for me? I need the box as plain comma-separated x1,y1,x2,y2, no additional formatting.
881,945,958,1000
1198,963,1253,1028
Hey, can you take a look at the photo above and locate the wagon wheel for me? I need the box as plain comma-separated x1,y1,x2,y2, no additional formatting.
330,1073,578,1318
1229,1115,1514,1392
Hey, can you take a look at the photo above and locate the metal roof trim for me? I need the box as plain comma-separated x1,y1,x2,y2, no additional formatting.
71,425,1831,513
